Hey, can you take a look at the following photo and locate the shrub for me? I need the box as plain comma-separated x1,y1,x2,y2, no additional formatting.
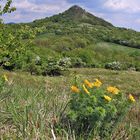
71,57,86,68
105,61,122,70
60,79,136,139
58,57,71,68
46,60,63,76
135,66,140,71
0,25,37,71
67,49,95,67
45,57,70,76
25,57,71,76
26,62,43,75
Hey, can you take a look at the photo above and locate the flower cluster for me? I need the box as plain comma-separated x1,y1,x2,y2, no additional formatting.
68,78,136,139
107,86,119,95
129,94,136,102
71,85,80,93
71,79,135,102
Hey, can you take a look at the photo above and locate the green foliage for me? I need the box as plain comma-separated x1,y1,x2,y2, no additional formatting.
45,57,71,76
0,1,44,72
0,25,38,70
62,79,136,139
26,60,43,75
1,4,140,75
22,5,140,72
71,57,86,68
26,5,140,50
105,61,122,70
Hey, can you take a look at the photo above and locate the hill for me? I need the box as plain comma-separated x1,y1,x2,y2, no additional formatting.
28,6,140,70
48,5,113,27
30,5,112,27
26,5,140,49
2,5,140,73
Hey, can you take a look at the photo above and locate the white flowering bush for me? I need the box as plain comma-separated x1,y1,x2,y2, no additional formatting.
105,61,122,70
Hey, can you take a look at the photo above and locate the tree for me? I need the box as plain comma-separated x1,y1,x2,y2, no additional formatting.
0,0,38,71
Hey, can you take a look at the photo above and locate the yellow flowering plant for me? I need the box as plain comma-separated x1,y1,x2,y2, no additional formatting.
71,85,80,93
107,86,119,95
63,78,136,139
0,74,7,91
0,74,11,105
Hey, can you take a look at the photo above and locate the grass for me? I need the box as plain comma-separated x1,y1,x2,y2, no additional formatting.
0,68,140,139
92,42,140,64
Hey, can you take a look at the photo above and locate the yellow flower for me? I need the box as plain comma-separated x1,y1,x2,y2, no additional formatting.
84,79,93,88
3,74,8,82
71,86,80,93
92,79,102,87
129,94,135,102
107,86,119,95
83,84,90,95
104,95,112,102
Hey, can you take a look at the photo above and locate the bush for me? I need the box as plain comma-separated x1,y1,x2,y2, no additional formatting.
67,48,95,67
105,61,122,70
58,57,71,68
26,62,43,75
0,25,37,71
60,79,136,139
44,57,70,76
71,57,86,68
135,66,140,71
46,59,63,76
25,57,71,76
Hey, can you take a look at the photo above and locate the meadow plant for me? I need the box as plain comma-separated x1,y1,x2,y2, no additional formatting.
64,79,136,139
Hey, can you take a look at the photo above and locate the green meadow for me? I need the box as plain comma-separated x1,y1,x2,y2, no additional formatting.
0,69,140,139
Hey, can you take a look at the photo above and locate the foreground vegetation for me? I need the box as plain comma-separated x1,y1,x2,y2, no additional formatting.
0,68,140,139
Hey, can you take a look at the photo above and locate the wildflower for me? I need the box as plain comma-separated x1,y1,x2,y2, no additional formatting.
104,95,112,102
3,74,8,82
84,79,93,88
92,79,102,87
107,86,119,95
83,84,90,95
129,94,135,102
71,86,80,93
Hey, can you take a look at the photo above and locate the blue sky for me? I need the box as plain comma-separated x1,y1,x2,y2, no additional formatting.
2,0,140,31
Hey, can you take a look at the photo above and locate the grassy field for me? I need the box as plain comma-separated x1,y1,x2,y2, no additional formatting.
0,68,140,139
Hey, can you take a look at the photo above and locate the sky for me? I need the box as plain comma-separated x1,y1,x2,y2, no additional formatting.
1,0,140,31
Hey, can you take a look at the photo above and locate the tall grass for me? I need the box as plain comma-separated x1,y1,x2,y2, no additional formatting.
0,69,140,139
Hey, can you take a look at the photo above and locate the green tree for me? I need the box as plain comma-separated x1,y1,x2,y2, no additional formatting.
0,0,38,70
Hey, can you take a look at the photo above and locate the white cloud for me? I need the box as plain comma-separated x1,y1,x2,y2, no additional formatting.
2,0,72,23
104,0,140,13
135,19,140,24
12,0,71,13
